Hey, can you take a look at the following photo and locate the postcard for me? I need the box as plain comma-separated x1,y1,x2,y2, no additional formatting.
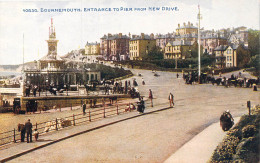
0,0,259,162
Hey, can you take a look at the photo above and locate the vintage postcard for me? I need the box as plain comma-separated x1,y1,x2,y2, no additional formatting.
0,0,259,162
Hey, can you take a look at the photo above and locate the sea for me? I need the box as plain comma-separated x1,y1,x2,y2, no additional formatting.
0,71,21,77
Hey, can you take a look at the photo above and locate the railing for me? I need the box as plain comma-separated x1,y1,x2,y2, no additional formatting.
0,101,137,147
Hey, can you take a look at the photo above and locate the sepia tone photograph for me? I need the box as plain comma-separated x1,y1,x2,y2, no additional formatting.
0,0,259,162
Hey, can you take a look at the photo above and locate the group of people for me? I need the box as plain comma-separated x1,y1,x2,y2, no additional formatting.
18,119,38,143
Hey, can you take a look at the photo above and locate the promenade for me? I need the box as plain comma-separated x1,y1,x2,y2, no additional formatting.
0,69,259,162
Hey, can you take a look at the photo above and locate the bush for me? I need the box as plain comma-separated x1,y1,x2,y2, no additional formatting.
234,136,259,163
211,135,240,161
242,125,257,138
227,129,242,140
210,105,260,163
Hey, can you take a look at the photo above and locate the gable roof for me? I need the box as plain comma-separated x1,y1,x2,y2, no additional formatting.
214,45,229,51
167,40,195,46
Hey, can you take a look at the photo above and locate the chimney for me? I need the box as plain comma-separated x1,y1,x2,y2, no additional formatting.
183,23,186,27
188,21,190,26
119,33,122,38
129,32,131,38
108,33,112,37
132,35,136,39
141,33,145,39
178,24,180,28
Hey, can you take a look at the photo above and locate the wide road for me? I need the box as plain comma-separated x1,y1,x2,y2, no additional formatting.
10,69,259,163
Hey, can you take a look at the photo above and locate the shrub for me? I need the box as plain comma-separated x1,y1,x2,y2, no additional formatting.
234,136,259,163
227,129,242,140
242,125,257,138
211,135,240,161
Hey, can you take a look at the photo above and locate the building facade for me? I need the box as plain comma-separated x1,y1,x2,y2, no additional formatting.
164,40,195,59
100,33,130,61
129,33,156,60
155,33,175,50
176,22,198,36
214,45,228,68
85,42,101,63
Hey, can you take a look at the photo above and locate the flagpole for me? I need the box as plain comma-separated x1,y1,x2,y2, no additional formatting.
198,5,201,83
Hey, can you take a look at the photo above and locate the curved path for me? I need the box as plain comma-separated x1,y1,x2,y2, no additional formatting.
7,69,260,163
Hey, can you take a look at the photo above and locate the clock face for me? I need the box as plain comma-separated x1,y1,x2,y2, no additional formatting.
49,46,55,51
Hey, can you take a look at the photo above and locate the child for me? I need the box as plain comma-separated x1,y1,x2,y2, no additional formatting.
33,129,39,141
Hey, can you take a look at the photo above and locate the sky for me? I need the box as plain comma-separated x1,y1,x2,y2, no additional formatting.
0,0,259,65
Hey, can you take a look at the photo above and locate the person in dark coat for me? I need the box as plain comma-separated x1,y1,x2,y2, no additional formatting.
82,103,86,115
149,89,153,107
25,119,33,143
18,123,25,142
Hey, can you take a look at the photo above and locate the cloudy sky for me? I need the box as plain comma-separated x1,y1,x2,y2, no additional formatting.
0,0,259,65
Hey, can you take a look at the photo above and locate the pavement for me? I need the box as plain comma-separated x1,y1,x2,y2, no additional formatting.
0,103,240,163
0,103,168,162
164,117,240,163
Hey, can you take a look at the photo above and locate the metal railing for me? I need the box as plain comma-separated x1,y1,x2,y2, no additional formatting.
0,101,137,147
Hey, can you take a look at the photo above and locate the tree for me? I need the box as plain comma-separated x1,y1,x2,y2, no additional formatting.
189,42,203,58
144,46,164,61
237,45,250,68
248,29,260,56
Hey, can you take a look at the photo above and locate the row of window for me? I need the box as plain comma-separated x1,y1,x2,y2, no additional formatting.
130,46,138,50
226,56,232,61
226,49,232,54
130,52,139,57
166,46,180,51
226,63,233,67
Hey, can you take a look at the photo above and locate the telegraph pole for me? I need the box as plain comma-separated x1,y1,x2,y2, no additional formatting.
197,5,202,83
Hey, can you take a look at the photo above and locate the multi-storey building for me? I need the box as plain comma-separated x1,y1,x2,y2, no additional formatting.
155,33,175,50
176,22,198,36
129,33,156,60
214,45,229,68
164,40,196,59
201,31,228,55
175,22,198,42
85,42,101,63
100,33,130,61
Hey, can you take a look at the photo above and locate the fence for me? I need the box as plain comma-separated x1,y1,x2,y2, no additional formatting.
0,101,136,147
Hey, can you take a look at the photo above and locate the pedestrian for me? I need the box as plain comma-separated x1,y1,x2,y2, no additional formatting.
176,73,179,78
142,78,145,85
82,103,86,115
168,93,174,107
33,85,37,97
25,119,33,143
18,123,25,142
149,89,153,107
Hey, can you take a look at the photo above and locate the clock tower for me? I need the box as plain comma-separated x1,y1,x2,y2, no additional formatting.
46,18,58,56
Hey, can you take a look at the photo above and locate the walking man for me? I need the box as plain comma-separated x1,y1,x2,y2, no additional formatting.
25,119,33,143
149,89,153,107
168,92,174,107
